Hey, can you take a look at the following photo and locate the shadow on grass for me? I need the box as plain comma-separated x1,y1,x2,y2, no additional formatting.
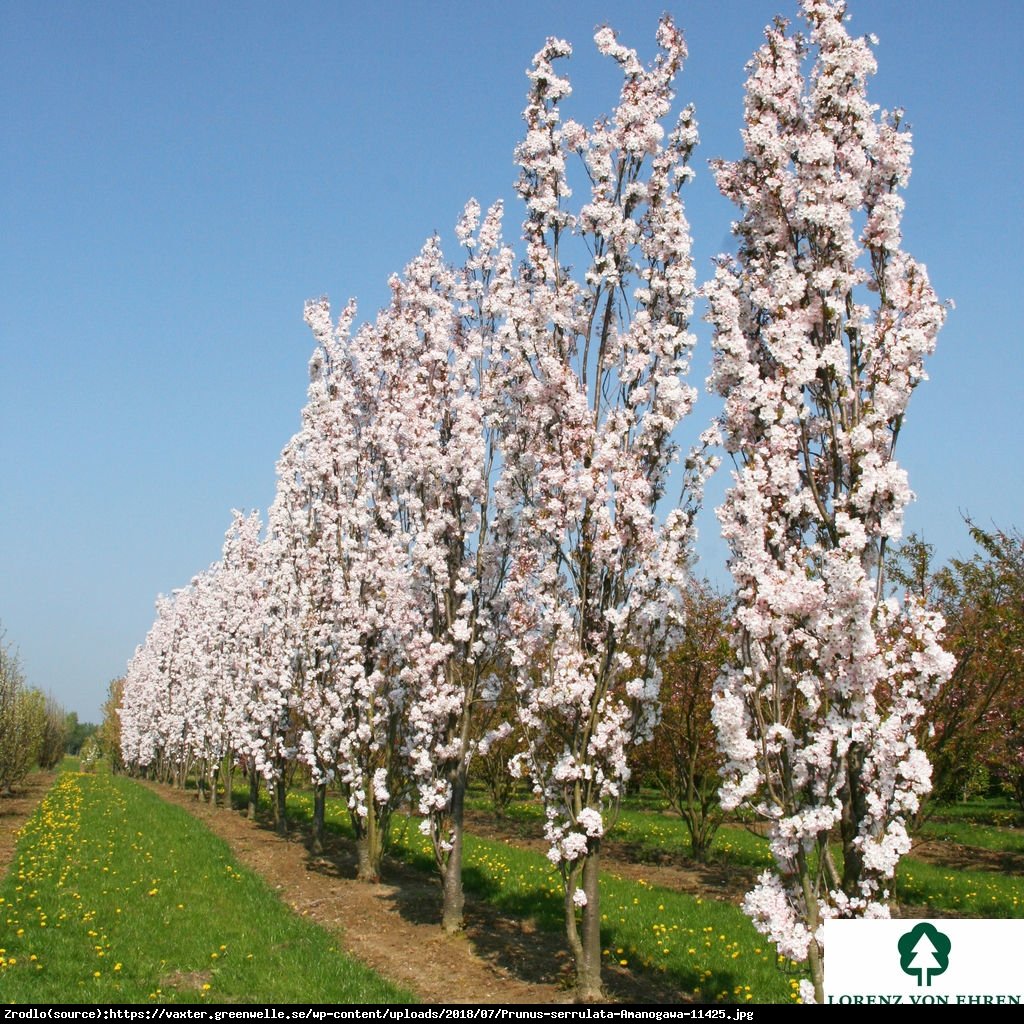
215,786,754,1002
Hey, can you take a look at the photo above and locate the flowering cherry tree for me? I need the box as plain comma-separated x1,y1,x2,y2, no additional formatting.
215,509,272,814
268,300,362,847
370,209,513,932
281,297,416,879
496,18,703,1000
705,0,954,1001
121,587,192,784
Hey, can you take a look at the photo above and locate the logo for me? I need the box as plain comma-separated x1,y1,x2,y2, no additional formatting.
898,922,951,987
825,919,1023,1005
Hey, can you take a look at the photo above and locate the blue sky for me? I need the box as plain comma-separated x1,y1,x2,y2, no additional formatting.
2,1,1021,721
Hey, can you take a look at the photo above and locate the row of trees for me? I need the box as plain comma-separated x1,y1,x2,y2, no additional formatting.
119,1,952,1002
0,627,73,793
122,14,704,1000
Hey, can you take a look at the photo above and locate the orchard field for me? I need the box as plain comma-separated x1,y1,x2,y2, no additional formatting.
3,0,1022,1008
1,762,1020,1004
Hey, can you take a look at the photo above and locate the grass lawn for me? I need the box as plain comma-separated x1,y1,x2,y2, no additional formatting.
469,793,1024,918
0,768,414,1004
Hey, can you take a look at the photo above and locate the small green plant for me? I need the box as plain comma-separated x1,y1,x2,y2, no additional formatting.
78,736,101,773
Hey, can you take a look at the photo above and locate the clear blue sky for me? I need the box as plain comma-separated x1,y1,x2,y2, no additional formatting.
2,1,1021,721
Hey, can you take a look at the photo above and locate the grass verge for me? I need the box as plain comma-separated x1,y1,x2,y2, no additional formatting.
0,769,414,1004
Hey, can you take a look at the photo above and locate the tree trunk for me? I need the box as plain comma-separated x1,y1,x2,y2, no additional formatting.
355,833,381,882
311,781,327,854
798,849,825,1004
273,777,288,836
441,769,467,933
807,931,824,1004
355,804,382,882
223,755,234,808
565,844,603,1003
208,764,219,807
840,745,867,896
247,771,260,820
691,833,711,864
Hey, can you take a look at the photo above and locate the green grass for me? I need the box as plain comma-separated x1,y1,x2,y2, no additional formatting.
463,791,774,872
917,819,1024,855
51,778,1011,1003
610,813,774,872
0,768,414,1004
896,858,1024,918
925,797,1024,829
606,804,1024,920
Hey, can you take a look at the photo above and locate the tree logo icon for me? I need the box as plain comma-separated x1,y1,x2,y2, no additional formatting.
898,923,952,987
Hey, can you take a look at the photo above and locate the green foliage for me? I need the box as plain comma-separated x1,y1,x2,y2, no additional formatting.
632,582,731,862
468,679,522,819
79,736,102,772
0,768,414,1003
96,677,125,773
64,712,99,756
0,634,48,793
37,694,70,770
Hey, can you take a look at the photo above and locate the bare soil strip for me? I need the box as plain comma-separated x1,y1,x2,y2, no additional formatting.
0,771,56,878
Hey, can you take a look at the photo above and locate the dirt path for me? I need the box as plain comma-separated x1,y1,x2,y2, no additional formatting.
142,783,689,1004
0,771,57,877
910,838,1024,876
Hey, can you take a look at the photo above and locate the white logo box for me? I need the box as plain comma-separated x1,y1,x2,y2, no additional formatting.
824,919,1024,1004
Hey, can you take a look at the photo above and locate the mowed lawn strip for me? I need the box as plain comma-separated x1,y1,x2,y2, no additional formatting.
463,795,1024,920
0,769,414,1004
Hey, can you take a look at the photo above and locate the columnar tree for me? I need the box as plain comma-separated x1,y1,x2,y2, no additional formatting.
376,208,513,932
268,307,357,845
0,631,47,793
182,565,231,803
120,599,169,775
121,589,196,785
37,693,70,770
281,298,413,879
98,677,125,773
705,0,953,1001
212,510,267,809
496,19,703,1000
